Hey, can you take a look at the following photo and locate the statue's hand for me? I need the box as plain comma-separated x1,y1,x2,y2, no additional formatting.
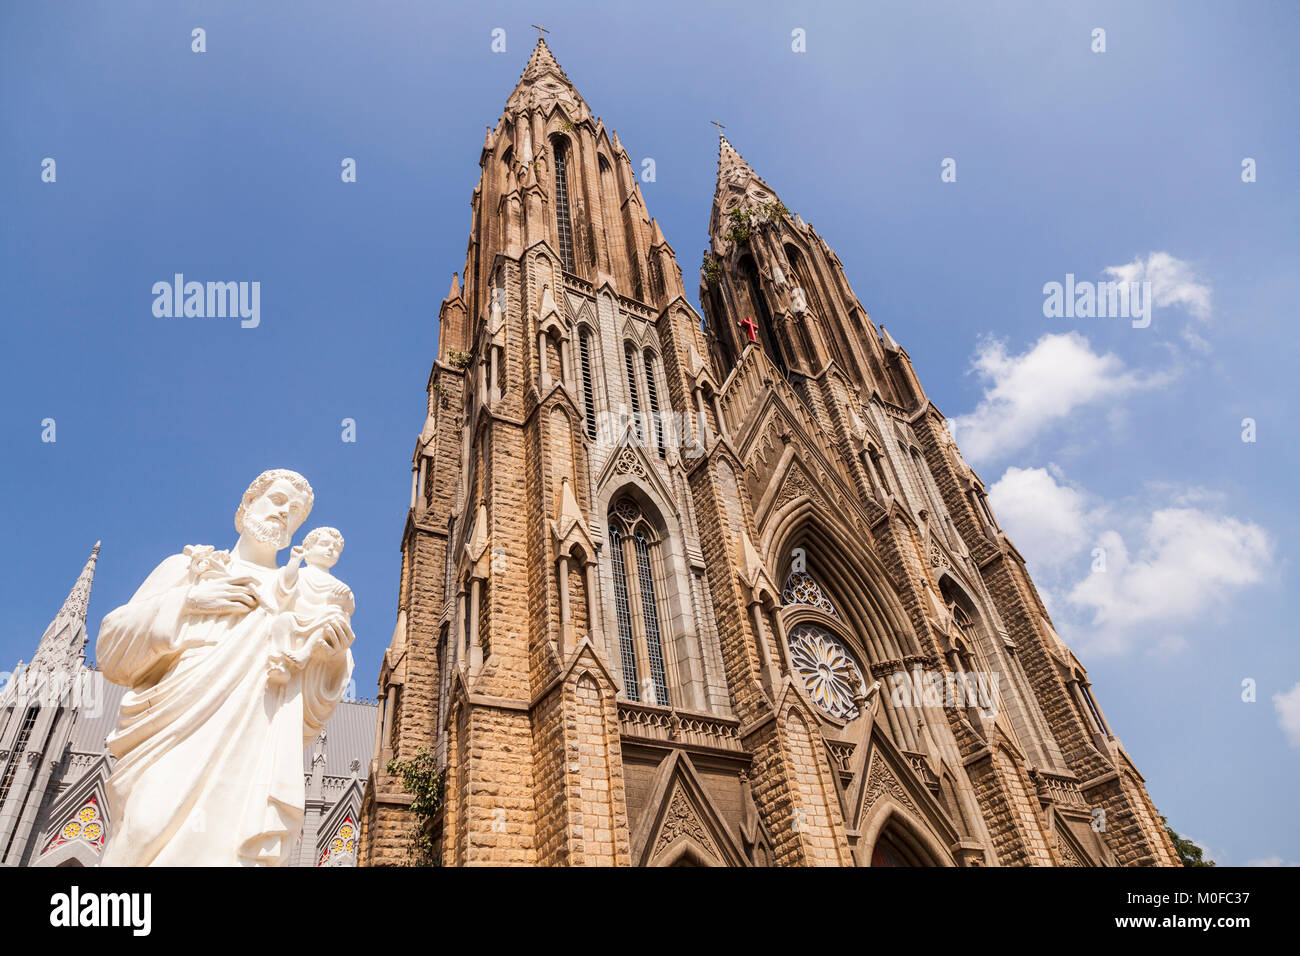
185,575,261,616
314,616,355,656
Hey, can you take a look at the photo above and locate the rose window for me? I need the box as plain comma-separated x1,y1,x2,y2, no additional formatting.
44,796,106,854
787,623,867,720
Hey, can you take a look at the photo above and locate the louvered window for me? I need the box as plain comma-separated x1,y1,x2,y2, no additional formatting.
579,329,597,440
624,346,643,443
553,140,576,273
643,351,665,458
0,707,37,810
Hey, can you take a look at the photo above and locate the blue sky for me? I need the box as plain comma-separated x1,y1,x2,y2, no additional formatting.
2,1,1296,865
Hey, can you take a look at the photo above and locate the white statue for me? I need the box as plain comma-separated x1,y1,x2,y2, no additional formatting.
96,469,355,866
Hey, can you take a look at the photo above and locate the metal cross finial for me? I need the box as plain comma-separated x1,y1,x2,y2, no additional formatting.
711,120,726,135
532,23,549,40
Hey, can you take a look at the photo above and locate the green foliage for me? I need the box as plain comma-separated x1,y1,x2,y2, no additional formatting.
701,252,722,283
558,119,577,133
386,748,443,867
1162,816,1215,867
447,348,473,370
721,201,790,246
723,206,753,245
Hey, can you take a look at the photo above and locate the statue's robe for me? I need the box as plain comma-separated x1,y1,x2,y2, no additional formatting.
96,551,353,866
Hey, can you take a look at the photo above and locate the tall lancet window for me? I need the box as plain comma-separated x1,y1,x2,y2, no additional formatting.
607,498,672,706
643,350,665,458
609,523,639,700
739,256,788,378
579,328,597,441
624,344,643,443
552,137,576,273
0,707,38,810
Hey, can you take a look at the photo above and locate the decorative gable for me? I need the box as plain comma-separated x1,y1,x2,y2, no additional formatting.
43,794,106,856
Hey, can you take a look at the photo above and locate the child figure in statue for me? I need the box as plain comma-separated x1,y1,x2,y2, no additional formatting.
267,527,355,686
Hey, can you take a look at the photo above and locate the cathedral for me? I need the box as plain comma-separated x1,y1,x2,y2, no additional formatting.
0,544,376,867
359,37,1179,867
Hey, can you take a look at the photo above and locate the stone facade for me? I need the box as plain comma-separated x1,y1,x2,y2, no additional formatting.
0,544,376,868
359,38,1178,867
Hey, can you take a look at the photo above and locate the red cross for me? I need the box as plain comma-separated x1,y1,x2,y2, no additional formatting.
739,315,759,342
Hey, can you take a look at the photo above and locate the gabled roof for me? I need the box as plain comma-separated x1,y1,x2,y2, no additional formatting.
301,699,379,776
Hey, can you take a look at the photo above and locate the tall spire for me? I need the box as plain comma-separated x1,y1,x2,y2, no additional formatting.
520,35,567,84
27,542,100,676
714,134,776,201
505,35,590,119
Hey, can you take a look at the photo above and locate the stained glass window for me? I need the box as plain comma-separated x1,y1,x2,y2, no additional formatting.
318,814,359,866
43,795,106,854
782,569,837,617
634,531,670,706
609,499,672,707
609,525,640,701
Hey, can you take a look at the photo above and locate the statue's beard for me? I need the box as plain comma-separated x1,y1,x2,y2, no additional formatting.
242,515,290,550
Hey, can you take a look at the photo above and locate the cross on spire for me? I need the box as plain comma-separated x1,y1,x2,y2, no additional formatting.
740,315,759,343
531,23,550,41
711,120,726,135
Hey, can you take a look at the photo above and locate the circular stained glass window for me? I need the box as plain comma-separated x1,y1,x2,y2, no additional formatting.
787,623,867,720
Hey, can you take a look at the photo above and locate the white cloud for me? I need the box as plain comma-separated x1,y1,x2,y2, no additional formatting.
1067,508,1272,655
1273,682,1300,748
950,332,1158,465
987,466,1090,569
1104,251,1212,320
981,464,1273,656
1245,856,1299,867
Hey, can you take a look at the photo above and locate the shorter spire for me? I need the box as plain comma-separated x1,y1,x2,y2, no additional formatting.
447,272,461,301
28,542,101,676
714,133,779,202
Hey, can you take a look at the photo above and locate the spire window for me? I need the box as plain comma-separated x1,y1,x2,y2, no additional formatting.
643,350,665,458
579,328,597,441
552,138,576,272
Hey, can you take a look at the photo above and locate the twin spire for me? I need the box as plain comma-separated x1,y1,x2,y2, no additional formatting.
22,541,101,679
506,36,784,213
